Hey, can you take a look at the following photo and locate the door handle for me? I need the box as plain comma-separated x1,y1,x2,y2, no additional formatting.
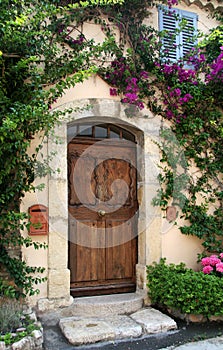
98,210,106,217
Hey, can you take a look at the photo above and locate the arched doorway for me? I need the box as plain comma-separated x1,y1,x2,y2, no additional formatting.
67,123,138,296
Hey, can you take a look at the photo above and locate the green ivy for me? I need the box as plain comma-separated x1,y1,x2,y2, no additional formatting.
0,0,122,298
0,0,222,298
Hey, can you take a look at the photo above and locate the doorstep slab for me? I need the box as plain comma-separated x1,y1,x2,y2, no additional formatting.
59,315,142,345
59,308,177,346
130,307,177,334
106,315,142,339
68,293,143,317
59,317,115,345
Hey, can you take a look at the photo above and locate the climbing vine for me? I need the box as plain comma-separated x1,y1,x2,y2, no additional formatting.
0,0,222,297
0,0,122,298
98,0,223,255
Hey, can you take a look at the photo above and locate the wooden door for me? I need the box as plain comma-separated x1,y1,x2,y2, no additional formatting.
68,136,138,296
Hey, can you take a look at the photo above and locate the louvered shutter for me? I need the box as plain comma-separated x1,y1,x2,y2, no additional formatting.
159,7,197,63
180,10,198,58
159,7,179,61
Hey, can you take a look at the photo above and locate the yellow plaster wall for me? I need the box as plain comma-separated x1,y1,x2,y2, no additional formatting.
53,74,119,109
21,135,48,304
161,218,203,269
21,4,220,304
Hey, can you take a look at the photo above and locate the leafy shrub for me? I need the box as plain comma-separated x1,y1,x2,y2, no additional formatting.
0,297,23,334
147,258,223,317
0,298,40,345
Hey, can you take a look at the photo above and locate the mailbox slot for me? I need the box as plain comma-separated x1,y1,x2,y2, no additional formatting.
28,204,48,235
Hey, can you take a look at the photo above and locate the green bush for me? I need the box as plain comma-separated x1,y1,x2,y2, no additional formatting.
147,259,223,317
0,298,40,345
0,298,23,334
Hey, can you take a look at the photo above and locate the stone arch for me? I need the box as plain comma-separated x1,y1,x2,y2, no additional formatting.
45,99,162,307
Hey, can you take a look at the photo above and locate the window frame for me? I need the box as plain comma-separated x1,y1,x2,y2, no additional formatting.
158,6,198,63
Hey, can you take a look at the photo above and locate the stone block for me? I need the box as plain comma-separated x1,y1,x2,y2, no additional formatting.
144,138,160,156
11,336,34,350
71,293,143,316
48,230,68,269
48,268,70,299
29,312,37,323
48,144,67,180
48,179,67,218
130,307,177,334
136,263,147,290
145,217,162,265
0,342,6,350
33,330,43,347
49,122,67,140
144,156,160,182
108,315,142,339
59,317,115,345
37,296,73,312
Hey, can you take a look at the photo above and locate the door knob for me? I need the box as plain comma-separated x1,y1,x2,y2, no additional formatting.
98,210,106,217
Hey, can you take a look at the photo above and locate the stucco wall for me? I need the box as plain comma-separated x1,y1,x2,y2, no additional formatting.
20,3,220,306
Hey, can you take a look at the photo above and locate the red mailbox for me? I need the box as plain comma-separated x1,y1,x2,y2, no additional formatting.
28,204,48,235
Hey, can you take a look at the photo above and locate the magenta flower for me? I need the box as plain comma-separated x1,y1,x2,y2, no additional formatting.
137,101,144,109
165,110,174,119
169,88,181,98
201,257,211,266
167,0,178,7
202,265,213,274
140,71,149,79
125,92,138,102
206,49,223,83
209,255,221,266
110,88,117,96
175,88,181,96
130,77,138,85
201,253,223,276
216,263,223,273
179,93,193,104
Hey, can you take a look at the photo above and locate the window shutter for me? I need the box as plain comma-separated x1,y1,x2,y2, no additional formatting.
159,7,179,61
159,7,197,63
180,10,198,58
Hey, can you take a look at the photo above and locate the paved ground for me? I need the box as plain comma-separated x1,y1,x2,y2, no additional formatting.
40,319,223,350
37,294,223,350
162,336,223,349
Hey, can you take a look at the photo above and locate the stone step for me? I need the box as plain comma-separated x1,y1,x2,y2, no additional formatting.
59,307,178,346
60,293,144,317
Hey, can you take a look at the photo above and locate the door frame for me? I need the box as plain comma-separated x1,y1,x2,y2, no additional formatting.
45,99,162,307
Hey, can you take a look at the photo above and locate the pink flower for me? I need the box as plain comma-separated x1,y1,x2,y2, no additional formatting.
209,255,221,266
110,88,117,96
140,71,149,79
137,101,144,109
179,93,193,104
125,92,138,102
130,77,138,85
165,109,174,119
216,263,223,273
201,253,223,276
206,50,223,83
175,88,181,96
167,0,178,7
201,257,211,266
202,265,213,274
